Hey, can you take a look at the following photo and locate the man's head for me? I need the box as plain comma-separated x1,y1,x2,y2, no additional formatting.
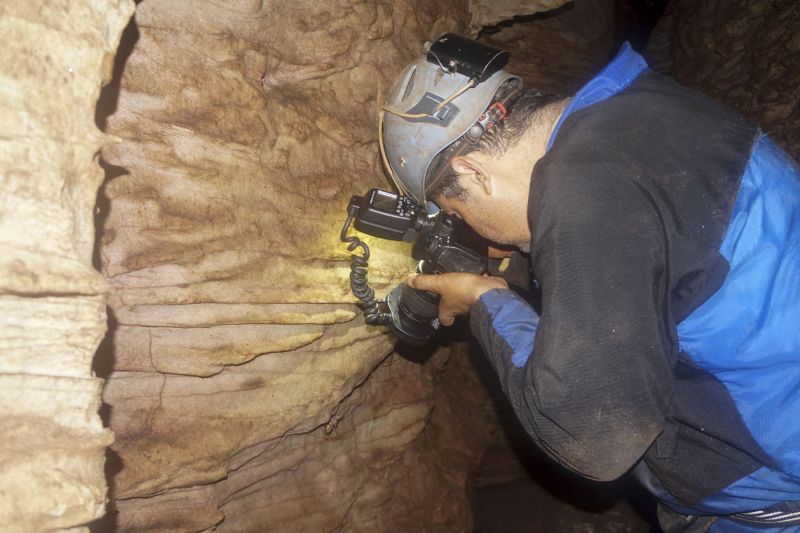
380,34,565,249
426,90,564,250
380,34,522,207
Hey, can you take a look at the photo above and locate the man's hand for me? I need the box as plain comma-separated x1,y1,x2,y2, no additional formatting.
488,246,514,259
407,273,508,326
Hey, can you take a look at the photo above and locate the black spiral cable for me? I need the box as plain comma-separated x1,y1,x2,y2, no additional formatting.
340,209,388,325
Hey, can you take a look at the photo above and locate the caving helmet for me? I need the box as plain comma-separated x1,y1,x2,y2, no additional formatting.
380,33,523,208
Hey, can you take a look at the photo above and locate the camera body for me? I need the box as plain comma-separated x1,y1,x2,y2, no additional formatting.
341,189,486,345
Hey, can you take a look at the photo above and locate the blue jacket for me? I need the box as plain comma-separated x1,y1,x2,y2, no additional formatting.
469,43,800,531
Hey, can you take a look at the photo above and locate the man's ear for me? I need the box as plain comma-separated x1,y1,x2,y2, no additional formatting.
451,155,493,196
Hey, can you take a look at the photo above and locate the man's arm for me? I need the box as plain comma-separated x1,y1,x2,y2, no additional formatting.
407,273,507,326
412,172,676,481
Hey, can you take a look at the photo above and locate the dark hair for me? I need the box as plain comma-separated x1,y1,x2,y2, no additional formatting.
428,173,469,202
426,89,561,201
474,89,562,156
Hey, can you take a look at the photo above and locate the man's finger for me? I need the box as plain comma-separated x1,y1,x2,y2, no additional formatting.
488,246,513,259
439,311,455,327
406,274,440,293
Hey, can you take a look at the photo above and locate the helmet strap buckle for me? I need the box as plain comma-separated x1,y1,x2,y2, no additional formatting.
486,101,508,125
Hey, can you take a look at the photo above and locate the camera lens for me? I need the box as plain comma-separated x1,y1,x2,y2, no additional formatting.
398,284,439,323
385,283,440,345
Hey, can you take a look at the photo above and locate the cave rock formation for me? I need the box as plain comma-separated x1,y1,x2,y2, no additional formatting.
10,0,799,531
96,1,566,531
0,0,133,530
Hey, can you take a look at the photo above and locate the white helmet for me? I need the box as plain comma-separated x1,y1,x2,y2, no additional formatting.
380,33,522,207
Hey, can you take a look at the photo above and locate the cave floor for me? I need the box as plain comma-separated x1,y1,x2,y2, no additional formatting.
468,344,659,533
473,468,658,533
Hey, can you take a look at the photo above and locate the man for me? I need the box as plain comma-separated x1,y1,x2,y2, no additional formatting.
381,34,800,531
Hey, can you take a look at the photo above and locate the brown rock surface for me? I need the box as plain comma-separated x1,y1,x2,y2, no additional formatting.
13,0,799,530
468,0,571,32
647,0,800,159
479,0,617,94
0,0,636,529
111,343,493,532
0,0,133,530
96,0,586,530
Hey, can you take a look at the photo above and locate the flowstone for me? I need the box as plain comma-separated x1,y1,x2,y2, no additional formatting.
96,1,570,530
0,0,134,530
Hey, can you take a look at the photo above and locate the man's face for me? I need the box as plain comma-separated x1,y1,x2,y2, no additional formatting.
434,190,530,251
432,151,534,251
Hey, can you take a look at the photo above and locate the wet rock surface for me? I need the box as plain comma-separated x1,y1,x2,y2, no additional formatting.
109,342,495,532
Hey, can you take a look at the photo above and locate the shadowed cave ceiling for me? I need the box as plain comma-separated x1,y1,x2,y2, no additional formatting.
1,0,799,531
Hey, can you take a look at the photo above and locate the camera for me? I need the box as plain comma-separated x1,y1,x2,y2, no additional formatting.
340,189,486,345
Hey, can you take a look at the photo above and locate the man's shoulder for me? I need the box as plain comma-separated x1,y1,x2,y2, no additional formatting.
528,70,758,297
544,69,754,165
533,69,757,208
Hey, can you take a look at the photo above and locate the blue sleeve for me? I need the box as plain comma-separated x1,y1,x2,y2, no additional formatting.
471,288,538,369
469,163,674,481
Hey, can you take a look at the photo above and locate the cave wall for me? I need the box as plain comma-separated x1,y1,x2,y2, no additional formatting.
13,0,793,530
480,0,617,94
647,0,800,160
95,1,565,531
0,0,134,530
93,1,800,531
